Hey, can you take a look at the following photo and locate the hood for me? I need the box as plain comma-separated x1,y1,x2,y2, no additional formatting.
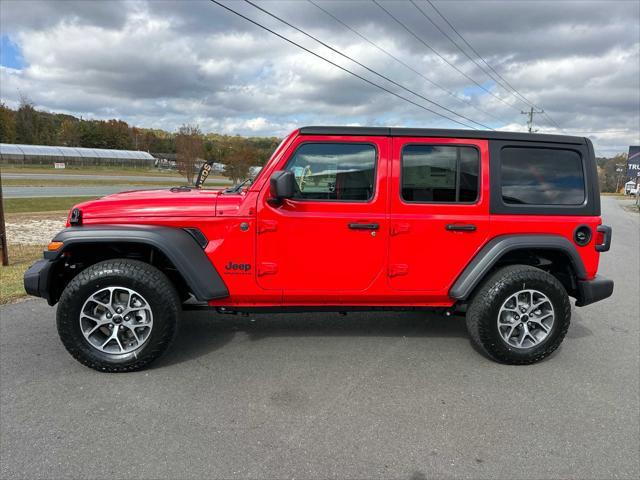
72,188,221,221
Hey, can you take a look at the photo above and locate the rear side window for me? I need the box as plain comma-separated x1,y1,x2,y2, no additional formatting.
285,143,376,201
401,145,479,202
501,147,585,205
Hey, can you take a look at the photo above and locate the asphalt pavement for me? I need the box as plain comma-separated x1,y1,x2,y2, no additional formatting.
1,197,638,479
2,172,187,182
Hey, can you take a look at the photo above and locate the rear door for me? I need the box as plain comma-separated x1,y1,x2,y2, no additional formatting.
255,135,390,301
388,136,490,292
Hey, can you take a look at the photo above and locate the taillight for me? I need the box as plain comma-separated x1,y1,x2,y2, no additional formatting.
595,225,612,252
595,230,604,246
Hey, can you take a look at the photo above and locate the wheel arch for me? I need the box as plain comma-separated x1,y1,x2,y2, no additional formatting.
450,235,586,302
46,225,228,304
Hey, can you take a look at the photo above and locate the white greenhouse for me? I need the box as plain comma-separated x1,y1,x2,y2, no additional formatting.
0,143,155,168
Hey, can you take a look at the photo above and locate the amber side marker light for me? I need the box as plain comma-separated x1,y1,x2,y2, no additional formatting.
47,241,64,251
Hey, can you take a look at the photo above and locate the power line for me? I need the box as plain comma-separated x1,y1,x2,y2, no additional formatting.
371,0,519,112
208,0,478,129
425,0,537,109
424,0,565,131
411,0,529,108
540,109,564,132
245,0,492,129
307,0,507,125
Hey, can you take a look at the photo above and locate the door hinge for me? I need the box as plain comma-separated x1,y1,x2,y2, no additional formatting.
258,220,278,234
388,264,409,277
258,262,278,276
391,222,410,236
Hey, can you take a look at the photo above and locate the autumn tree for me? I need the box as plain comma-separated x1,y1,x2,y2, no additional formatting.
222,142,259,184
176,124,203,184
58,119,79,146
597,153,627,193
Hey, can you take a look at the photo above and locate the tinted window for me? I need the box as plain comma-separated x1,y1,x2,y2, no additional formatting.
501,147,585,205
401,145,479,202
285,143,376,201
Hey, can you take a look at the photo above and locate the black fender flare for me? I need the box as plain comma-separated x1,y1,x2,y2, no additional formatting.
449,234,587,301
48,225,229,301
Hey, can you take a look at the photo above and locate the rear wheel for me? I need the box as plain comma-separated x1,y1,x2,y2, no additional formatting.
57,259,180,372
466,265,571,364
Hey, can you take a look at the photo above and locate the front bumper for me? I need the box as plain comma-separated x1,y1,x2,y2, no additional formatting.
575,275,614,307
23,259,56,305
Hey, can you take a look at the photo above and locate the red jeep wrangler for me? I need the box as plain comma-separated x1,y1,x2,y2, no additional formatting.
24,127,613,371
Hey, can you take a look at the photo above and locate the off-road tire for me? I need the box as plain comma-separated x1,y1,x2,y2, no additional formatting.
57,259,180,372
466,265,571,365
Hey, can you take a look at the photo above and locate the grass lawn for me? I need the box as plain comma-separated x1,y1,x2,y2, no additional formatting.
0,244,43,304
3,196,99,214
2,165,229,181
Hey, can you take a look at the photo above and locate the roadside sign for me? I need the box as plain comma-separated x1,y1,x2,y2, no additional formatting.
627,146,640,180
54,162,66,169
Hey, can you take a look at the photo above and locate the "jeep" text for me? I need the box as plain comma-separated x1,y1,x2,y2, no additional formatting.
225,261,251,273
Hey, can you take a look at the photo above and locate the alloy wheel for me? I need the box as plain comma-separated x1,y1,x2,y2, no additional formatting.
79,286,154,354
497,289,555,349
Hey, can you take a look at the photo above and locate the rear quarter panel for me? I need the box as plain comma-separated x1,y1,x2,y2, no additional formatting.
488,215,601,279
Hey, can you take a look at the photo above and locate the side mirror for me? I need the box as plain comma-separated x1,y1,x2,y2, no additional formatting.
269,171,296,202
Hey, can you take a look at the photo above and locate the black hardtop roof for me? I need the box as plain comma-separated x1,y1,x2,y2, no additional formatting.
299,126,586,145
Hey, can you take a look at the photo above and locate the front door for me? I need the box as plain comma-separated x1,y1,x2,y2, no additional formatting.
256,136,389,302
388,136,490,293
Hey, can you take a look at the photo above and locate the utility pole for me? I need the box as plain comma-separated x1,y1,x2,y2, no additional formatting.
0,171,9,266
521,107,545,133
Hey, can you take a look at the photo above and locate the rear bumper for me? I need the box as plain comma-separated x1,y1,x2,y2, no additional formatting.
575,275,614,307
23,259,56,305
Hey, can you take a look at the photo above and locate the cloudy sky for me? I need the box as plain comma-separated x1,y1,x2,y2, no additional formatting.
1,0,638,155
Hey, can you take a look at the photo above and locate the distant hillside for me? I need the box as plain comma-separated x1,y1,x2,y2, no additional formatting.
0,100,280,166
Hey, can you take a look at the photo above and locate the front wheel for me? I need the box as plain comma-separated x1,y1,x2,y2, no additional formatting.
465,265,571,365
56,259,181,372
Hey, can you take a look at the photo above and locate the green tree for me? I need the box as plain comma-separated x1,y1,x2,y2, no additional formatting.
0,102,16,143
103,119,133,150
15,95,39,144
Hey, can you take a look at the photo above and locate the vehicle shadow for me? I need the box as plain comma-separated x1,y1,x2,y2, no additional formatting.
566,310,594,339
155,310,468,368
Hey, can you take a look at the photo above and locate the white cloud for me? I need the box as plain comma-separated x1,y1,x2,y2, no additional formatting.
0,0,638,155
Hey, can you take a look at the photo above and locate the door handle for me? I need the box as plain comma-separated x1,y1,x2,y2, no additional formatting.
446,224,477,232
348,223,379,230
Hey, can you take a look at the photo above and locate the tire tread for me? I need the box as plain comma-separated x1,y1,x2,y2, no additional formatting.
466,264,571,365
56,259,180,372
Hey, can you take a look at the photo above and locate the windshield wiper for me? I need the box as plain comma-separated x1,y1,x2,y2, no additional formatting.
224,178,252,194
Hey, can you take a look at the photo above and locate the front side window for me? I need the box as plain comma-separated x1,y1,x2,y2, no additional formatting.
401,145,479,202
501,147,585,205
285,143,376,201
